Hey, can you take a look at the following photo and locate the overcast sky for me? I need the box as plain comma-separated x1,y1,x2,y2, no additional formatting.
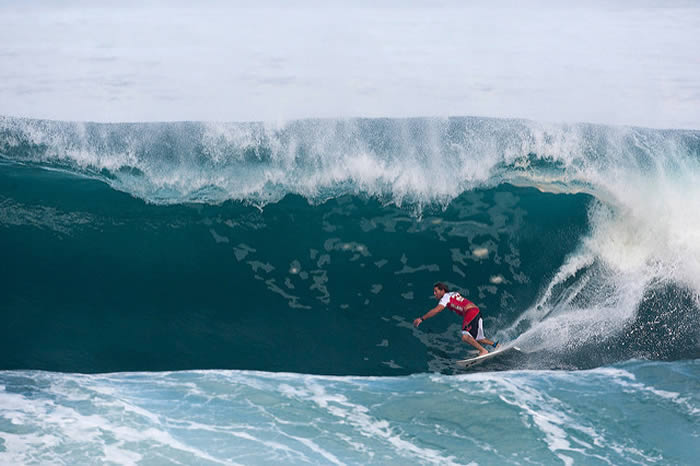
1,0,698,128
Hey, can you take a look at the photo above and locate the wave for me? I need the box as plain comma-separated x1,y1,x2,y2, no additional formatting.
1,115,699,373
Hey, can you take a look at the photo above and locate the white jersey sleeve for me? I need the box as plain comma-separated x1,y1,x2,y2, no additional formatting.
438,292,453,307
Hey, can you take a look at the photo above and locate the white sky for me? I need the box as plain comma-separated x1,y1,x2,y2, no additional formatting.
0,0,698,128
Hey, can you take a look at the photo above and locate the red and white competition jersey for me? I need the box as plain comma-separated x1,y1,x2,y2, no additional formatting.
439,292,480,329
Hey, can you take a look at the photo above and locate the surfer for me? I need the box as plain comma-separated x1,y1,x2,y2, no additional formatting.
413,282,499,356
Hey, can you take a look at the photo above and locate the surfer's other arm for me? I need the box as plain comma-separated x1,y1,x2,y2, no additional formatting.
413,304,445,327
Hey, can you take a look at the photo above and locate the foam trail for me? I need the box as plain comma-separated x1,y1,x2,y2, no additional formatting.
501,251,595,341
502,197,699,356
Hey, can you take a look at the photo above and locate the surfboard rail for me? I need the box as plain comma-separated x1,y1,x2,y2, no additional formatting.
456,346,521,369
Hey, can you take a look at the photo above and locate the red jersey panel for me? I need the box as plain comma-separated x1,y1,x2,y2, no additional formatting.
439,292,480,330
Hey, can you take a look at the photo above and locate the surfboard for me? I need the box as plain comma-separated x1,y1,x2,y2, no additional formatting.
456,345,521,369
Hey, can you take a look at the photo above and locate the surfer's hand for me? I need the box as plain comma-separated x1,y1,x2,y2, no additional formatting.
413,317,423,327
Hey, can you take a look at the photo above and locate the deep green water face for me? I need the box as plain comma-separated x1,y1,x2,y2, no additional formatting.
1,161,590,374
2,115,699,374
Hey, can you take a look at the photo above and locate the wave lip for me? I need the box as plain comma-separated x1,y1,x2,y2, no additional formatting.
1,115,698,207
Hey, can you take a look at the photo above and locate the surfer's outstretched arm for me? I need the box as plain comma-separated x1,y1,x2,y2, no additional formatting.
413,304,445,327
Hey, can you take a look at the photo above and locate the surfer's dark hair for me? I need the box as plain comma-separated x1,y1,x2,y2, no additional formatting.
433,282,449,292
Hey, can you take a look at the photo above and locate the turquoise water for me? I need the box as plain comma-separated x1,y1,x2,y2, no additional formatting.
1,361,698,464
1,116,699,463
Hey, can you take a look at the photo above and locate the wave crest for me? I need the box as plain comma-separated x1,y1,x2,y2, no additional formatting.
2,115,697,207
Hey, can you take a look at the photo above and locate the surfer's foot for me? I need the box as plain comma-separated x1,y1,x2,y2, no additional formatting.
492,341,500,349
478,350,489,356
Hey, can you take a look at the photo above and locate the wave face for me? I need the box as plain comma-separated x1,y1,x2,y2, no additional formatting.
1,360,698,464
1,115,699,375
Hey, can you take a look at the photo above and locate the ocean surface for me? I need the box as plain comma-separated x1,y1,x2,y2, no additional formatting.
2,1,700,464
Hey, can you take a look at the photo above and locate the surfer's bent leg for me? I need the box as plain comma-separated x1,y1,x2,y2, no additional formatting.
461,332,488,356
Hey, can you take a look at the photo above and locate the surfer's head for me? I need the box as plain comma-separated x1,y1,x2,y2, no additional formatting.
433,282,449,299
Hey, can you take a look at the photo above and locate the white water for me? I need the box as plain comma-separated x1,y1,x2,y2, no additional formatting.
499,125,700,353
1,362,698,465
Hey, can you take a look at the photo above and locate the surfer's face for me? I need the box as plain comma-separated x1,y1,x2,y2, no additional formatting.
433,287,444,300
